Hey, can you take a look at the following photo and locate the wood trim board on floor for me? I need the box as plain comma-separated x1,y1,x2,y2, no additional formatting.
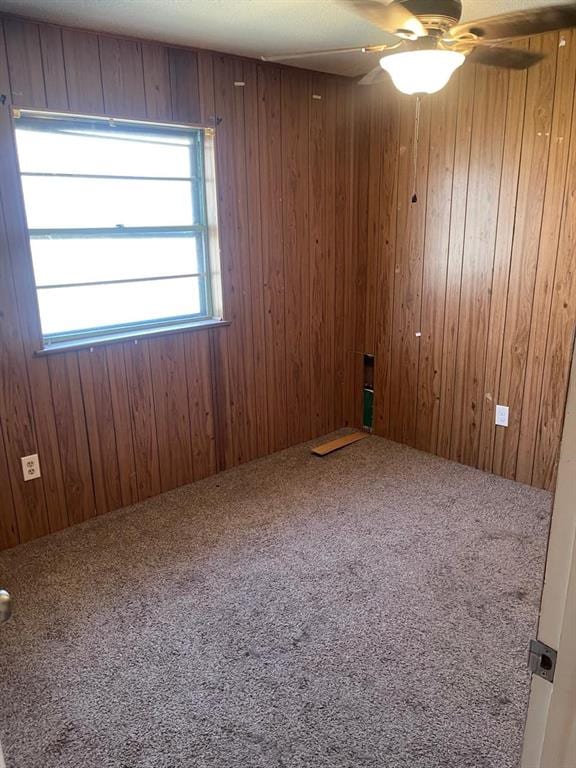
311,432,368,456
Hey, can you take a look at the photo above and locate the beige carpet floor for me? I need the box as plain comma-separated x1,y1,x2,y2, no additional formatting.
0,433,551,768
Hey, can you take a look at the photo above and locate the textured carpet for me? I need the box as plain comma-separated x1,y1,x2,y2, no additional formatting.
0,433,551,768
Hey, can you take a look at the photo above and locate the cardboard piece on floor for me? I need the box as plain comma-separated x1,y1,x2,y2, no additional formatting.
311,432,368,456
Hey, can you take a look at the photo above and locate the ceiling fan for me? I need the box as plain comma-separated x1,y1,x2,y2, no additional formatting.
262,0,576,95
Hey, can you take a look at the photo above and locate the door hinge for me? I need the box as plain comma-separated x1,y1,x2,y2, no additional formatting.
528,639,557,683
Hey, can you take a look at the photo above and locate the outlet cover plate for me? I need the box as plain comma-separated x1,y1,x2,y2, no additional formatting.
21,453,41,481
495,404,509,427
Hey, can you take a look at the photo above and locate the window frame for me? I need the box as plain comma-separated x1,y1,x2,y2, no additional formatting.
13,108,223,349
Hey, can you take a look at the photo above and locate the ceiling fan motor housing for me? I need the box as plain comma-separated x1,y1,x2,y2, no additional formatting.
398,0,463,32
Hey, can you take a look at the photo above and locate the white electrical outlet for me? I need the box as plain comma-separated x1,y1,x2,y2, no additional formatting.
21,454,41,481
495,405,509,428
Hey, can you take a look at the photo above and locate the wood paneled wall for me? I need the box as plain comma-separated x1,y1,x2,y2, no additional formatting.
2,15,573,551
0,15,358,549
357,31,576,490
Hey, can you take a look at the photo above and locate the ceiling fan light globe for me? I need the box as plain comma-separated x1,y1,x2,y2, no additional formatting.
379,50,465,95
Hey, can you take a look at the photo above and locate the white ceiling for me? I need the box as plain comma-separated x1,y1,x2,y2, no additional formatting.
0,0,570,76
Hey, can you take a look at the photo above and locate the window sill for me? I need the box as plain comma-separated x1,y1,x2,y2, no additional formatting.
34,318,230,356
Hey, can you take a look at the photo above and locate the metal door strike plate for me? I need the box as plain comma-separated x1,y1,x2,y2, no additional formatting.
528,639,557,683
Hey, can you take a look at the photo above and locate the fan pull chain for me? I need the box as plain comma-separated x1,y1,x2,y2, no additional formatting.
411,95,421,204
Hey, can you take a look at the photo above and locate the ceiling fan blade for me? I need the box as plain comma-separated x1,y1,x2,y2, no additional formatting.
261,45,375,62
342,0,426,37
466,45,545,70
358,65,390,85
448,3,576,41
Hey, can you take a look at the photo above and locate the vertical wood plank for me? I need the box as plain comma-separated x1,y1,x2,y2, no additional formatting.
373,84,400,439
363,85,385,356
27,356,69,533
142,43,172,121
243,60,269,456
339,83,361,428
4,17,46,108
47,353,96,524
78,347,123,515
197,50,215,125
389,94,431,446
148,335,195,492
352,87,370,391
324,77,338,434
257,63,288,452
436,65,476,458
184,332,217,480
309,74,327,437
0,424,19,549
209,326,235,471
123,340,161,501
282,67,311,445
533,301,575,489
258,63,288,448
39,25,69,110
62,28,104,113
106,344,138,506
415,78,458,453
169,47,201,123
99,35,146,119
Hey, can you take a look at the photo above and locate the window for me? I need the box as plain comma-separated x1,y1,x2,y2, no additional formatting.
14,110,220,346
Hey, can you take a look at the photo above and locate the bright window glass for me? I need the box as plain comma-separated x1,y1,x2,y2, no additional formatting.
30,236,201,286
37,277,202,336
14,112,213,344
15,128,194,178
21,177,198,229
